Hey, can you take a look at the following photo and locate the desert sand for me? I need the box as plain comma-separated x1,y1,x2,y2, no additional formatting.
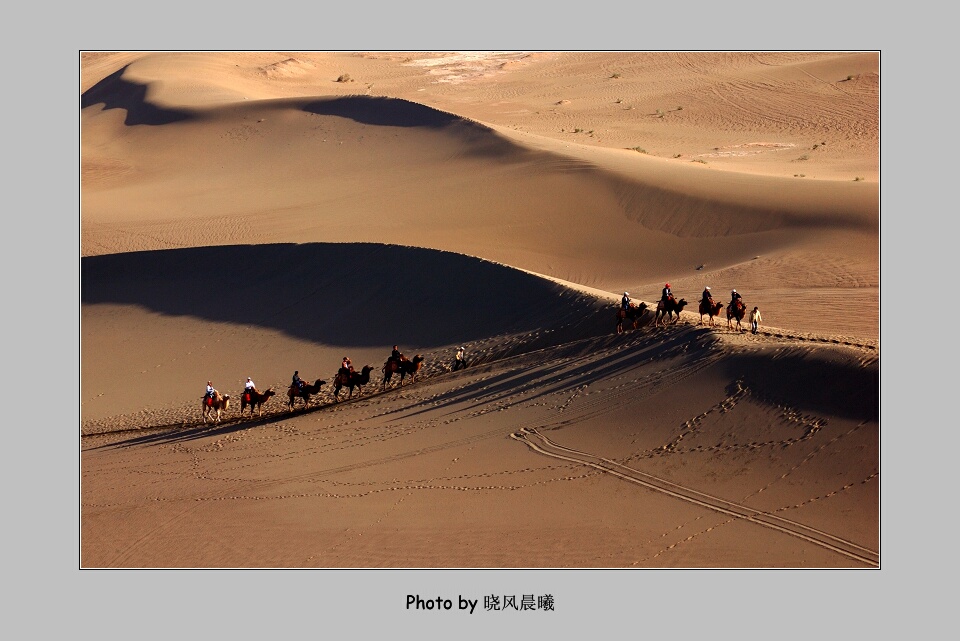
81,51,878,580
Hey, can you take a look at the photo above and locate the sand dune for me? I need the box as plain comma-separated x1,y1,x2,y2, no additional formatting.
80,52,879,570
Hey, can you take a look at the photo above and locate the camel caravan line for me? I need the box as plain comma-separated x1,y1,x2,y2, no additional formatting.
201,352,426,423
616,287,752,333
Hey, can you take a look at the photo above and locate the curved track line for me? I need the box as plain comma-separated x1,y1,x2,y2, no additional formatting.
511,428,878,566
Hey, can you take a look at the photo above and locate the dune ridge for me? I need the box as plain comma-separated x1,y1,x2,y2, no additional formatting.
80,52,878,569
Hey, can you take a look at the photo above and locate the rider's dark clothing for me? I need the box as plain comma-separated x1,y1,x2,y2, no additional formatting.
661,287,673,302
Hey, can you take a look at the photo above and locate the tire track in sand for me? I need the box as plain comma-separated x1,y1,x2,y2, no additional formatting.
510,427,878,567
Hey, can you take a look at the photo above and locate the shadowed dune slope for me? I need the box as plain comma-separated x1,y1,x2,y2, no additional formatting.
82,90,877,340
81,242,612,348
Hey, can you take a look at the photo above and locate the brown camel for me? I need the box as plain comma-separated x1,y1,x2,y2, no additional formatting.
201,392,230,423
698,299,724,326
727,300,747,332
241,388,276,417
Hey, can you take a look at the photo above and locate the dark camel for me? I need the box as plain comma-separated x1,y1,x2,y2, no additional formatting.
654,297,688,327
382,354,424,389
616,302,649,333
287,378,326,411
333,365,374,401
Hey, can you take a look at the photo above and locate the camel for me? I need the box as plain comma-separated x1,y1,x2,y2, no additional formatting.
727,300,747,332
287,378,326,411
698,299,724,326
654,297,688,327
333,365,374,401
240,388,276,417
201,392,230,424
382,354,424,389
616,302,649,334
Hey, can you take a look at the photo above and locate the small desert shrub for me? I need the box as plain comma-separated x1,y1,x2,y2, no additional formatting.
336,73,352,83
796,154,809,161
692,159,707,164
854,176,864,181
676,106,683,111
673,153,681,158
629,147,648,154
611,73,621,79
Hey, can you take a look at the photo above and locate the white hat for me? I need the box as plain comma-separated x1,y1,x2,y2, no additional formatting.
705,286,710,290
732,289,737,293
624,292,629,296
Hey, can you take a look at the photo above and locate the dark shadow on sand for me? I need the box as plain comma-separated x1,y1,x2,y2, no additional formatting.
81,66,193,126
81,242,610,349
724,349,879,422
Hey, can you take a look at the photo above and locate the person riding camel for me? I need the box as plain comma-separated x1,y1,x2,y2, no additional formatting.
730,289,743,311
621,292,631,310
661,283,674,307
292,370,305,392
340,357,354,377
701,286,713,305
390,345,405,364
244,377,257,400
204,381,218,405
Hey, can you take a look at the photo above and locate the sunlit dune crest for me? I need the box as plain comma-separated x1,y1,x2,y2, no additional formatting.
80,52,879,569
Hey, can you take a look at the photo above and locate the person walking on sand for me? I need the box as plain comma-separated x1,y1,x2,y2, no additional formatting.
750,306,762,334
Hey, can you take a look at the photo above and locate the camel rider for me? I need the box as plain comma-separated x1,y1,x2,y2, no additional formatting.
701,286,713,304
454,346,466,370
730,289,743,309
205,381,217,404
245,377,257,398
341,357,353,375
661,283,674,305
621,292,631,310
390,345,404,363
292,370,304,391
